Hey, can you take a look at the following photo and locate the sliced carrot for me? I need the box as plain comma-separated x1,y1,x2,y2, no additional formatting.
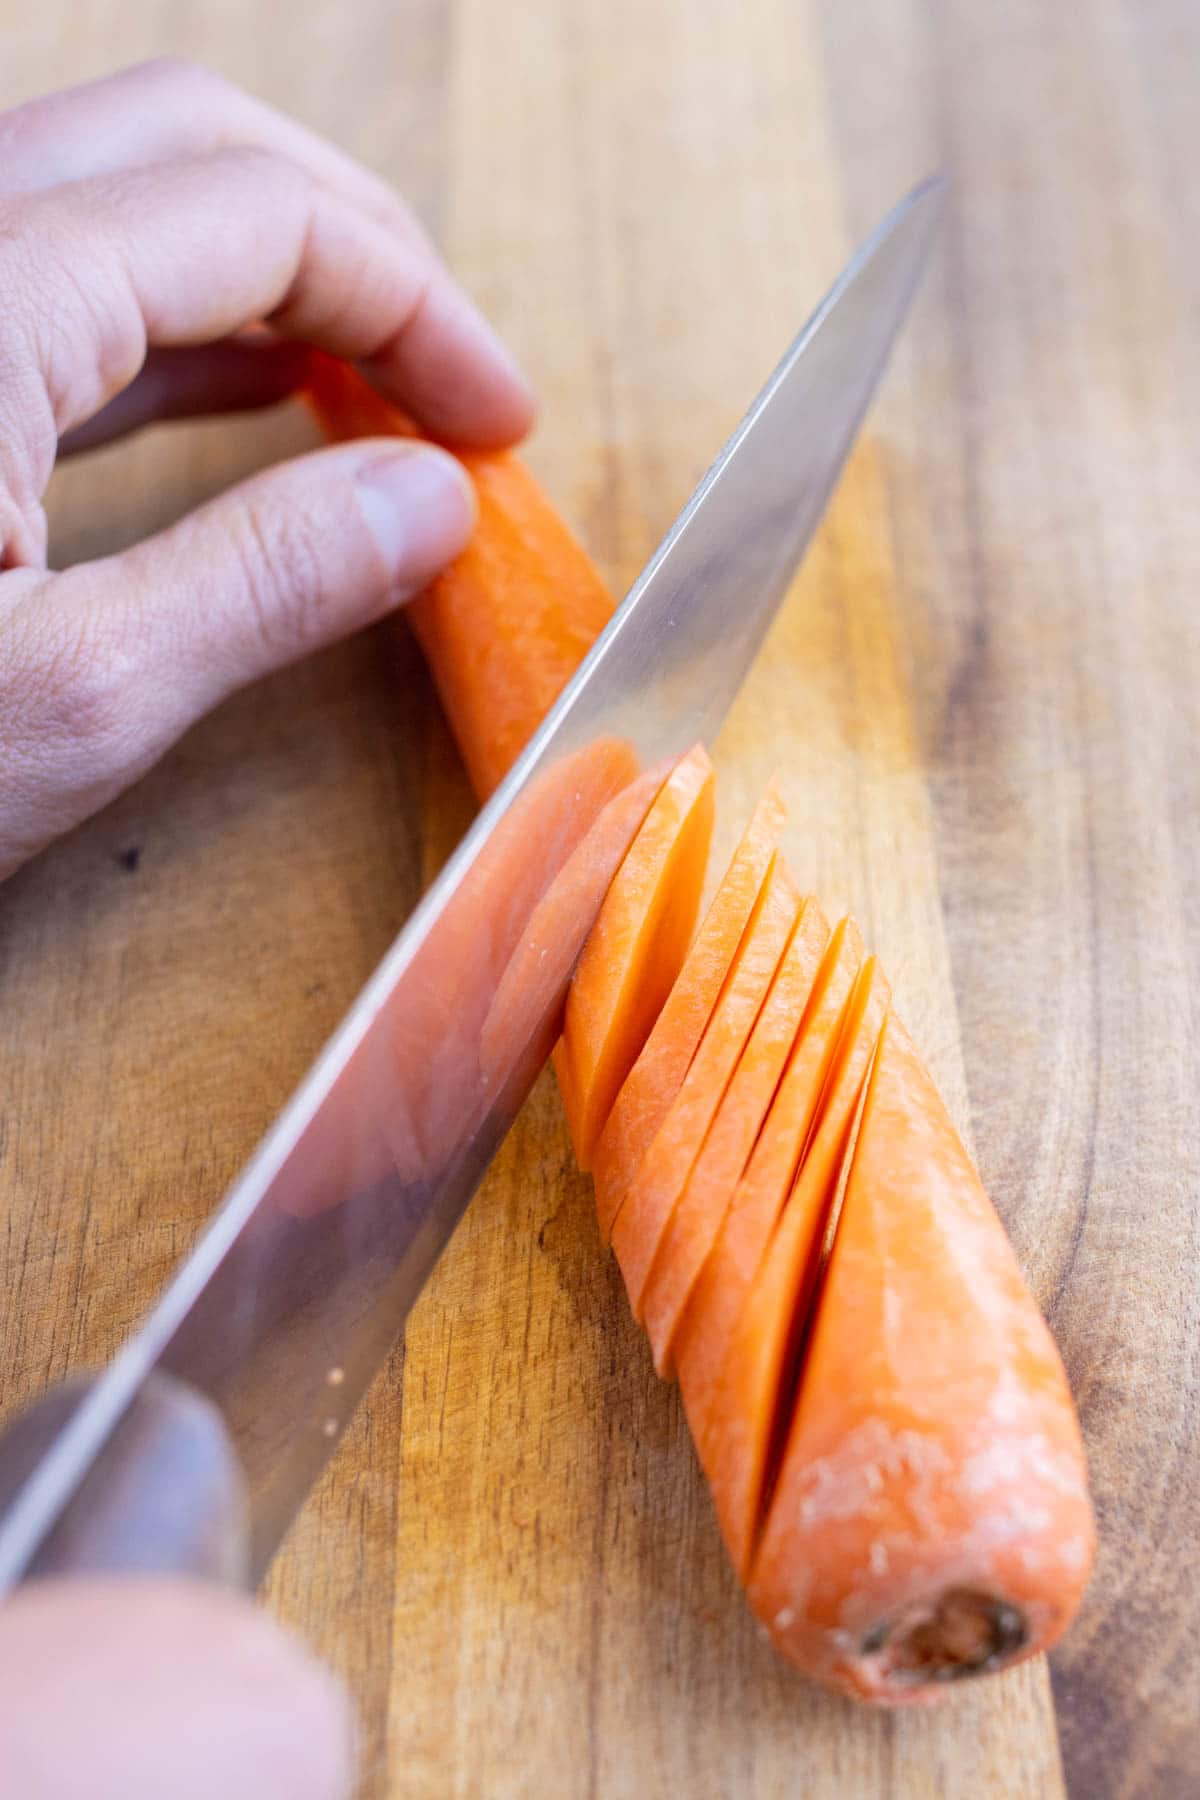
698,957,890,1579
308,354,613,799
480,756,668,1084
674,912,862,1430
638,898,829,1378
309,376,1095,1696
591,784,787,1240
610,856,803,1325
553,745,715,1169
748,1012,1096,1702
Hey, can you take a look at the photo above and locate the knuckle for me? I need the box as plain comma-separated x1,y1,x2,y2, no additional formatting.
140,54,230,105
0,573,142,795
23,578,140,754
226,493,330,660
0,573,153,875
0,190,144,436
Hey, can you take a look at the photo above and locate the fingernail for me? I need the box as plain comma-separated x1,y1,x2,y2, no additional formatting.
356,447,476,594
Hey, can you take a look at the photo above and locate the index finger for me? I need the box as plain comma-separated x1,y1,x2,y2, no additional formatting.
0,62,535,452
1,148,535,470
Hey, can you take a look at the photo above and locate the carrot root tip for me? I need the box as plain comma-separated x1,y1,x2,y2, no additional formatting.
858,1589,1028,1687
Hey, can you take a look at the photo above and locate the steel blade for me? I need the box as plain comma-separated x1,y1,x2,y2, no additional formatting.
0,177,943,1587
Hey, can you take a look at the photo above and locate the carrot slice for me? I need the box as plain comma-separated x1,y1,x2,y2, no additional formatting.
699,957,890,1579
638,898,830,1378
592,784,787,1240
610,856,803,1325
480,758,669,1085
748,1012,1096,1702
553,745,715,1169
308,355,613,799
674,912,863,1431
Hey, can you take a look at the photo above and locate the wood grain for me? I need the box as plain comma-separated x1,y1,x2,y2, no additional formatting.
1,2,1196,1796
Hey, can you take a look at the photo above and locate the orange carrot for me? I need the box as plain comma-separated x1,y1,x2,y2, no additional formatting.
592,785,786,1240
637,897,829,1378
748,1012,1095,1701
314,371,1095,1695
610,856,803,1327
674,913,862,1432
697,958,890,1579
480,754,668,1083
308,355,613,799
553,745,715,1169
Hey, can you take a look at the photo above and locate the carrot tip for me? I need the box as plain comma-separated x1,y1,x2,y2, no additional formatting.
853,1588,1029,1691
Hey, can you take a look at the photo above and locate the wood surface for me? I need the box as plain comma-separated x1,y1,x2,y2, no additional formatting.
2,2,1197,1795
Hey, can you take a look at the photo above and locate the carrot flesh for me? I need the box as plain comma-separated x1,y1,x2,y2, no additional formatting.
610,856,804,1328
674,913,862,1435
638,897,830,1379
308,354,613,799
480,755,669,1086
553,745,715,1170
698,958,890,1579
592,784,787,1240
748,1012,1096,1702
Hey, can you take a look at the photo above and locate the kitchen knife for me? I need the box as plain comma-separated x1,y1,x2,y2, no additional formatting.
0,177,943,1590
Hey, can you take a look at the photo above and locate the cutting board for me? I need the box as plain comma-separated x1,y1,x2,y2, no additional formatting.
2,2,1197,1795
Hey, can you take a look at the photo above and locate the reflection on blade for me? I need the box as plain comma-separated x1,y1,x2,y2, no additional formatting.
0,178,943,1588
160,739,665,1572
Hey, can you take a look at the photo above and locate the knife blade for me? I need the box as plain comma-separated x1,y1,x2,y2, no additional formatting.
0,176,943,1590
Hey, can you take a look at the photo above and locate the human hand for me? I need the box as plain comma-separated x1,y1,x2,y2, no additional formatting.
0,57,535,881
0,1577,355,1798
0,57,538,1795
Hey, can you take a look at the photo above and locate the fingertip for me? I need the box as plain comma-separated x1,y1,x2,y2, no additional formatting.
353,440,478,596
362,277,538,450
0,1577,356,1800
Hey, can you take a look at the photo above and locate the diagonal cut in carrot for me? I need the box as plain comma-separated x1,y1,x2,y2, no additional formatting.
698,957,890,1579
674,913,863,1435
591,784,786,1240
610,855,803,1321
639,897,831,1378
553,745,715,1169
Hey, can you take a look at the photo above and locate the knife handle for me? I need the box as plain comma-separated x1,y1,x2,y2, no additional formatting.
0,1372,249,1588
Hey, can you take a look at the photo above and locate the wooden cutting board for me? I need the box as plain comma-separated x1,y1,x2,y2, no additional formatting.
2,2,1197,1795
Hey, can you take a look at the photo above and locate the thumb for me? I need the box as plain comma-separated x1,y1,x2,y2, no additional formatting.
0,1576,355,1799
0,436,475,878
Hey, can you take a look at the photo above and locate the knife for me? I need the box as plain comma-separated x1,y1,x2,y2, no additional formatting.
0,178,943,1591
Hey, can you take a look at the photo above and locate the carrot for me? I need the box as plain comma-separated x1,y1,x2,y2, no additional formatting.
674,912,862,1433
480,755,669,1084
696,957,890,1579
307,354,613,799
313,370,1095,1694
592,785,787,1240
610,856,803,1328
748,1011,1096,1701
553,745,715,1169
637,896,828,1379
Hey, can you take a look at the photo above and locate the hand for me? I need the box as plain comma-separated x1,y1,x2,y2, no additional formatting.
0,57,536,882
0,1577,355,1799
0,57,537,1797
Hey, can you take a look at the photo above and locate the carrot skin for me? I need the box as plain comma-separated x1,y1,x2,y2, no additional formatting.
307,353,613,799
748,1012,1096,1702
